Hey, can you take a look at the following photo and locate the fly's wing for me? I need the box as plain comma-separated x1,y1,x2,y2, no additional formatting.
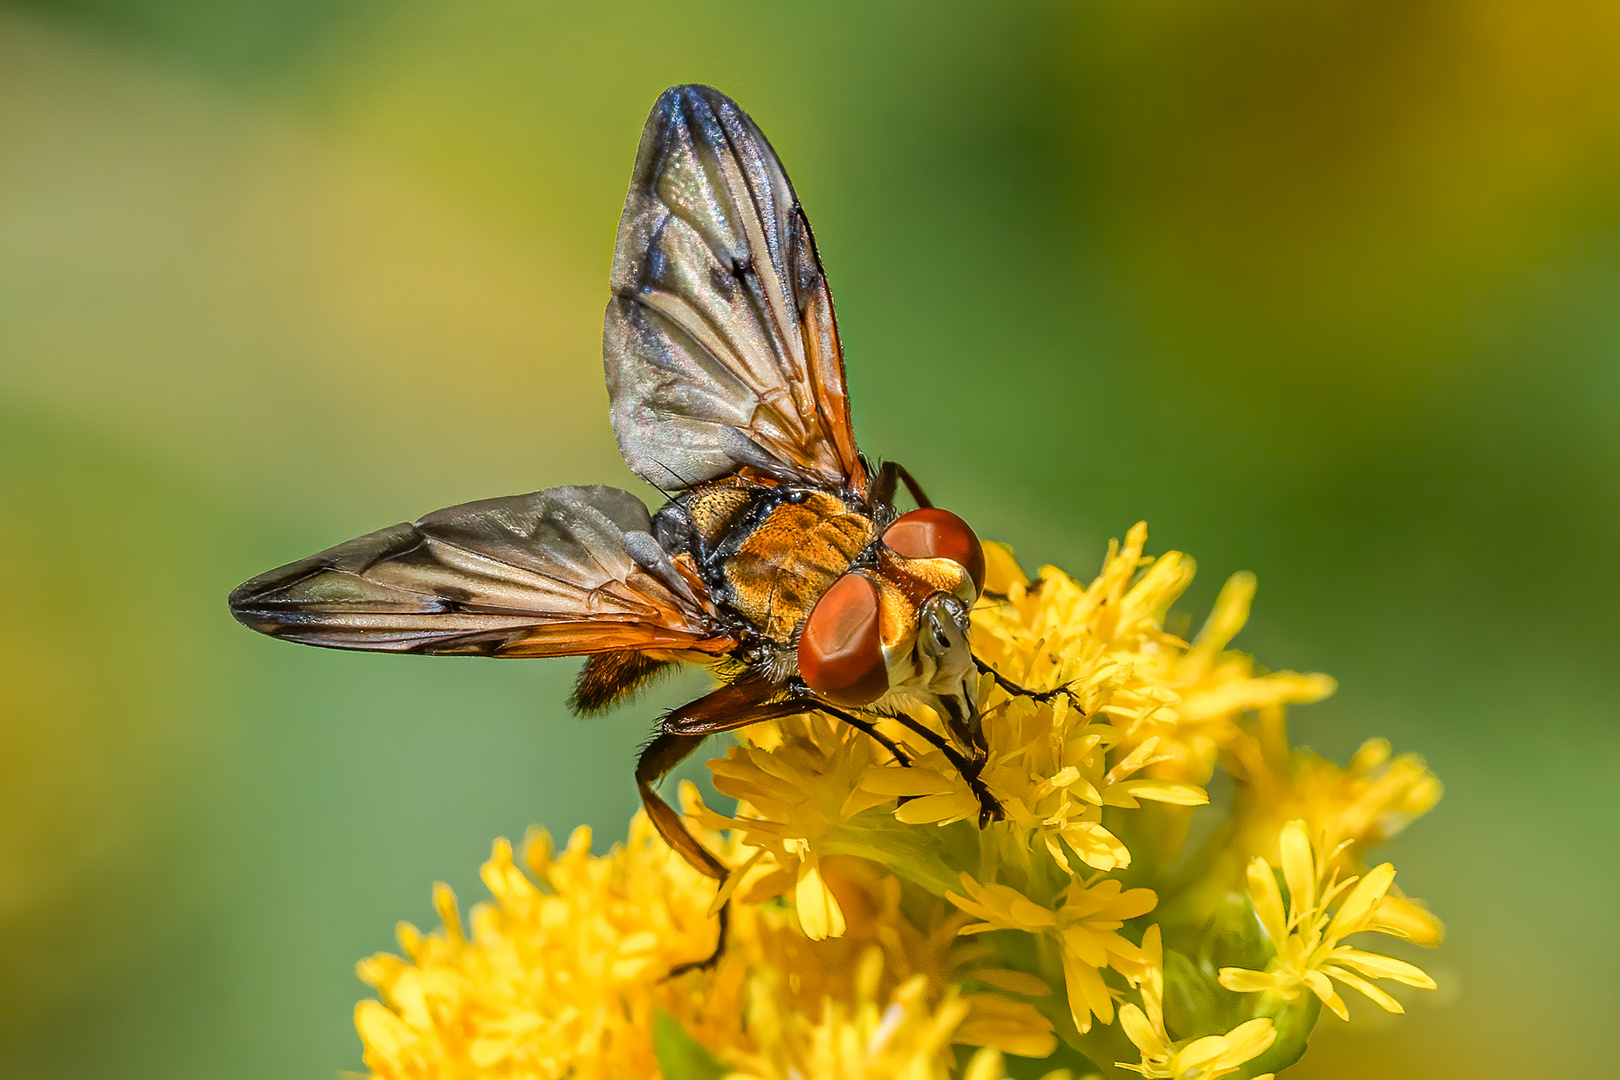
228,485,736,658
605,84,866,495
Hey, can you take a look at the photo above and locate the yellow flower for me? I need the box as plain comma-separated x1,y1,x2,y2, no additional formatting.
349,525,1444,1079
1118,1016,1276,1080
724,947,1019,1080
946,871,1155,1034
699,525,1326,874
1230,724,1444,884
1117,926,1277,1080
971,527,1334,789
354,814,730,1080
746,854,1059,1062
693,523,1319,910
680,523,1359,1049
888,693,1209,874
354,814,1055,1079
1218,820,1439,1021
694,713,894,939
947,874,1063,935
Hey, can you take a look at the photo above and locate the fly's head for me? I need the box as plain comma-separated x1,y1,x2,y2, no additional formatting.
795,508,988,755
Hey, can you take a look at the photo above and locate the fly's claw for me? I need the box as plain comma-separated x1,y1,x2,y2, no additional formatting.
976,789,1005,829
958,755,1005,828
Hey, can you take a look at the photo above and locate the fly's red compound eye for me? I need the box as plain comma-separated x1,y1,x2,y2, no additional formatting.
797,572,889,707
882,508,986,596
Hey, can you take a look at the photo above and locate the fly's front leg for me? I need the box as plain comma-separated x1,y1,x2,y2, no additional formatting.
816,701,1003,828
809,707,914,766
644,681,918,883
641,680,1000,972
663,689,915,766
675,691,995,825
975,656,1082,709
633,728,729,978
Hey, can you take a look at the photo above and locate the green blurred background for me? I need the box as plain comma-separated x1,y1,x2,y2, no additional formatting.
1,1,1615,1076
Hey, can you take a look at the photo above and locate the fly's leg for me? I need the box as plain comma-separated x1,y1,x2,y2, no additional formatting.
636,728,731,883
642,680,1003,972
815,701,1003,828
975,657,1082,708
870,460,934,511
822,711,913,766
641,680,912,973
689,695,994,824
639,676,812,883
636,678,784,974
661,691,912,766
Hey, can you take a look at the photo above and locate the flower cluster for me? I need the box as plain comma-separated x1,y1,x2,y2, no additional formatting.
355,524,1442,1079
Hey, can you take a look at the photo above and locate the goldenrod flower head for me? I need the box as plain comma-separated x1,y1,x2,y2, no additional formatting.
354,814,730,1080
971,529,1334,788
1218,820,1440,1021
351,525,1443,1079
689,525,1331,909
355,813,1054,1079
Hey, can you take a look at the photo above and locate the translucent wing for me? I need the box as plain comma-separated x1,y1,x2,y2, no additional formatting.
228,485,736,658
604,84,866,495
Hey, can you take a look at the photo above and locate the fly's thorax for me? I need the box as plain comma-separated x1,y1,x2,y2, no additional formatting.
690,486,874,644
651,475,757,563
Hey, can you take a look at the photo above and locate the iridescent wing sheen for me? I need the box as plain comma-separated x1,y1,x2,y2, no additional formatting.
604,84,867,496
228,485,736,658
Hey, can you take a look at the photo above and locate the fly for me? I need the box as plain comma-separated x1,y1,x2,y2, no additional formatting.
229,85,1023,888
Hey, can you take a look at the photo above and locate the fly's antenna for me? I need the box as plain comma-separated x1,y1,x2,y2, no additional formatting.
646,475,677,503
654,458,694,492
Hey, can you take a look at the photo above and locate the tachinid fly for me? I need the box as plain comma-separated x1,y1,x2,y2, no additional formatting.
229,85,1008,884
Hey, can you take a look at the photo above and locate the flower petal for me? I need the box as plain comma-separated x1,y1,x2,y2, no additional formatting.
1326,862,1395,940
1304,969,1348,1021
1062,926,1109,968
1176,1033,1238,1072
1329,948,1437,988
1219,967,1297,997
969,968,1052,997
1106,779,1209,806
1279,820,1317,917
893,791,978,824
794,857,847,940
1324,966,1406,1014
1221,1017,1279,1062
955,996,1058,1058
1110,886,1159,921
1247,857,1287,945
1061,821,1131,871
1368,894,1446,946
1116,1003,1164,1056
1060,949,1114,1032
